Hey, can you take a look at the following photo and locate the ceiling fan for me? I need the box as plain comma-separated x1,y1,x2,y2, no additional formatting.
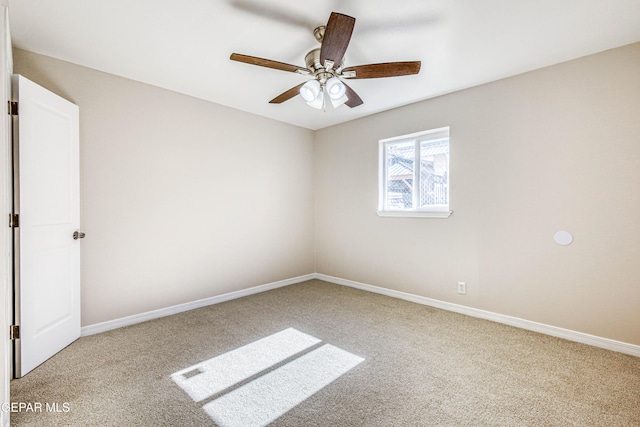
230,12,421,109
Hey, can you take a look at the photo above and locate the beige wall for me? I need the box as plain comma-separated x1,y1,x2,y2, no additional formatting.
314,43,640,346
13,43,640,347
14,49,315,326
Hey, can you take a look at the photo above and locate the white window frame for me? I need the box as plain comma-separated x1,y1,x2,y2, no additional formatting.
378,126,452,218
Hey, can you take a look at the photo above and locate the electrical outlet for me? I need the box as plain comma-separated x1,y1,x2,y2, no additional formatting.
457,282,467,295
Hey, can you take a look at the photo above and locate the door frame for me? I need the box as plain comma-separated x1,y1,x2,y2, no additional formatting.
1,0,12,425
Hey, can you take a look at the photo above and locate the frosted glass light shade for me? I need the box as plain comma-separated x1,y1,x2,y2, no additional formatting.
326,77,346,100
300,80,321,102
307,90,324,109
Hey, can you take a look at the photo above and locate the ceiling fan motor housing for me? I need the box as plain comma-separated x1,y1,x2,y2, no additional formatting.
305,48,344,84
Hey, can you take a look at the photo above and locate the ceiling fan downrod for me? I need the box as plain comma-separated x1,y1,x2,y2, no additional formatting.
313,25,325,43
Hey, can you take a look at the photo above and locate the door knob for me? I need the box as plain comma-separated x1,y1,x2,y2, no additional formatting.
73,231,86,240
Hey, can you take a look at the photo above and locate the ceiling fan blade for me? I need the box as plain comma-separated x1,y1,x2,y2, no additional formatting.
342,61,421,79
230,53,310,75
269,82,305,104
320,12,355,67
342,82,363,108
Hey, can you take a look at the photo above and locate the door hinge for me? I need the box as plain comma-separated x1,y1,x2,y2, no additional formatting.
8,101,17,116
9,213,19,228
10,325,19,340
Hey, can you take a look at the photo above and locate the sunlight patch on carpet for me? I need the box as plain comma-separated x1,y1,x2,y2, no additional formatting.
171,328,320,402
172,328,364,427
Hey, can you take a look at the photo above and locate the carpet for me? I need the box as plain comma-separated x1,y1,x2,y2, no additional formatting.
9,280,640,426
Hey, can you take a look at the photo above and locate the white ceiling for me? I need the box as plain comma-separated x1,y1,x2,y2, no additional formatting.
9,0,640,130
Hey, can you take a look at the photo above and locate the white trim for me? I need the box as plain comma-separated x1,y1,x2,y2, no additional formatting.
377,210,453,218
380,127,450,144
1,4,10,425
81,271,640,358
314,274,640,358
80,274,315,336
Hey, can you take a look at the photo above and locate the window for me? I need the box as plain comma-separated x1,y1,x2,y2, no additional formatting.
378,127,451,218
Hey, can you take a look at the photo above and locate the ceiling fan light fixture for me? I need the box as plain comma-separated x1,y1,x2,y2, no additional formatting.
326,77,346,100
330,93,348,108
307,90,324,109
300,79,321,103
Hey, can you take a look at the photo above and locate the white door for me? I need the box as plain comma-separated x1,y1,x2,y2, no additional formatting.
13,74,81,377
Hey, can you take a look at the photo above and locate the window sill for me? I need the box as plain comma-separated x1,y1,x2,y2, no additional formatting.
376,210,453,218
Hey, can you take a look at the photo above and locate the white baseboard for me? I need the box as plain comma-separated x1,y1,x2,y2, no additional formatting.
81,272,640,358
80,274,316,337
314,273,640,358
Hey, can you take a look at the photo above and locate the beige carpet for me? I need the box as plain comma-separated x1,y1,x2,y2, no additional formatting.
10,280,640,426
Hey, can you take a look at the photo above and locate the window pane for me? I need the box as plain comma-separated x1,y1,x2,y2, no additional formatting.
419,138,449,208
379,127,450,217
385,141,415,210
